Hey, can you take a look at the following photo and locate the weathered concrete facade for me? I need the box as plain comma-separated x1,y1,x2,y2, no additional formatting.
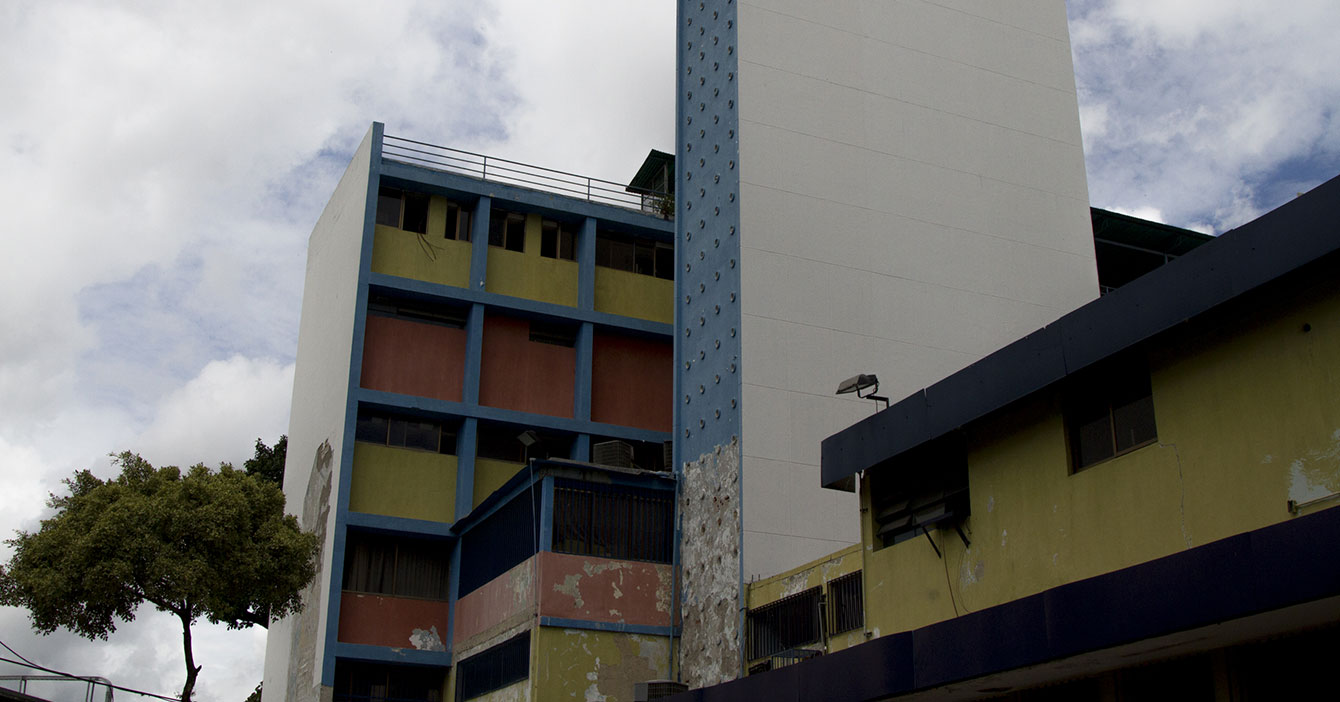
677,440,742,687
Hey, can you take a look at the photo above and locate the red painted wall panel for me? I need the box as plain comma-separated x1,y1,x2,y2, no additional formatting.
591,332,673,431
537,552,673,628
360,315,466,402
479,314,575,417
452,557,537,647
337,591,450,649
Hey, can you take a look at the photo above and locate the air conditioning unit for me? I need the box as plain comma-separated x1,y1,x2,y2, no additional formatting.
634,680,688,701
593,440,634,468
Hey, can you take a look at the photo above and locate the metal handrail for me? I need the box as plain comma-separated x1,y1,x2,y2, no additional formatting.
0,675,114,702
381,134,671,214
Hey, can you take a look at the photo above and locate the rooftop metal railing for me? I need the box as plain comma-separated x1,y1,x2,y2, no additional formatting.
382,134,671,215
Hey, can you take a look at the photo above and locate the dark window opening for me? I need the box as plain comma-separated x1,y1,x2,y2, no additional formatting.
457,631,530,701
552,480,673,563
540,220,576,261
828,571,863,635
868,436,969,550
376,187,403,228
356,411,456,455
1067,356,1157,471
747,587,822,660
342,532,449,600
596,230,673,280
334,661,444,702
402,192,429,234
489,210,526,252
445,201,473,242
528,320,578,347
368,296,467,329
475,424,572,463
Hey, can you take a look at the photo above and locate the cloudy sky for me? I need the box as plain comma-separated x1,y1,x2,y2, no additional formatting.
1,1,1336,701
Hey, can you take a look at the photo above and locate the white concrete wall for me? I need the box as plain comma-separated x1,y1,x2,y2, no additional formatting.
262,126,375,702
734,0,1098,578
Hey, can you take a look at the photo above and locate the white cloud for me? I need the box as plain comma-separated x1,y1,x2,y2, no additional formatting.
1070,0,1340,232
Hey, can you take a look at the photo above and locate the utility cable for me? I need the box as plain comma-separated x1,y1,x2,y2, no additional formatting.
0,640,182,702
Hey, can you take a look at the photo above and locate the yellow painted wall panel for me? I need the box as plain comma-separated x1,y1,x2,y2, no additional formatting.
485,214,579,307
473,458,525,508
533,627,671,702
370,224,471,289
348,442,456,523
594,268,674,324
861,279,1340,639
745,543,865,657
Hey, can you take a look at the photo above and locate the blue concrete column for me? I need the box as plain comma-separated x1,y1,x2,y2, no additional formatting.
463,304,485,405
573,322,593,421
446,537,462,649
577,217,597,310
454,417,479,523
470,196,491,290
571,434,591,463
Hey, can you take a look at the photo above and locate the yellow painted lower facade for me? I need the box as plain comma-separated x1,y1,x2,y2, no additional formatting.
594,268,674,324
484,214,579,307
531,627,673,702
858,276,1340,639
371,223,472,289
347,442,457,523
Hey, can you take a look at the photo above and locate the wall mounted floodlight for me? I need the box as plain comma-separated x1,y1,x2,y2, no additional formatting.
836,373,889,410
516,430,540,448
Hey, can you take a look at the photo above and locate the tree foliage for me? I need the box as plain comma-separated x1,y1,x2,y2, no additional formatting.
0,452,319,700
244,435,286,486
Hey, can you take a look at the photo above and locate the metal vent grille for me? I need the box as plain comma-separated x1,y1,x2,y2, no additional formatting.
634,680,688,701
593,440,634,468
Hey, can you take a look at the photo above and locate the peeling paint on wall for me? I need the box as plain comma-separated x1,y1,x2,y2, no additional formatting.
678,439,741,688
409,625,445,652
287,440,333,702
1288,429,1340,506
554,573,585,609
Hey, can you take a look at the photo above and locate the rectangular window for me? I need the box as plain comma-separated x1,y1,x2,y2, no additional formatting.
367,296,467,329
528,320,578,347
446,201,472,242
401,192,429,234
552,480,674,563
355,411,456,455
747,587,822,660
376,187,403,228
868,436,969,550
540,220,576,261
596,230,672,280
342,532,449,600
335,661,443,702
489,210,526,252
457,631,530,701
1068,357,1157,471
827,571,863,635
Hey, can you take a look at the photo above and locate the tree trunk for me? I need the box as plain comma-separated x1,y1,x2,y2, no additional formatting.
178,610,203,701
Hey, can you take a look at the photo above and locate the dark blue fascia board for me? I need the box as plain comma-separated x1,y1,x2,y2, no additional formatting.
367,273,674,338
379,161,674,241
332,642,450,668
345,511,455,539
537,617,678,637
821,173,1340,488
356,387,673,445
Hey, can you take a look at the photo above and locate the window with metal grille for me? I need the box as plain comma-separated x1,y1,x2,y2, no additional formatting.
342,532,449,600
551,480,673,563
827,571,863,635
869,435,969,550
457,631,530,700
458,489,539,596
334,661,443,702
747,587,823,660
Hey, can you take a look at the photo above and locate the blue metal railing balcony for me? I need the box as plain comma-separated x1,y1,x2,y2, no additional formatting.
382,134,671,215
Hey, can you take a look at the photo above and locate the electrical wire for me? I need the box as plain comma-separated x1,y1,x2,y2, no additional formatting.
0,640,182,702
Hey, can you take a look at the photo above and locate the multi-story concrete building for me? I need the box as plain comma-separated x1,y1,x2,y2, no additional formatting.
672,0,1102,683
262,124,681,702
692,174,1340,701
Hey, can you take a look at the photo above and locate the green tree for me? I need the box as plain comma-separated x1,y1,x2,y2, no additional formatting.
0,452,319,701
244,435,287,486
